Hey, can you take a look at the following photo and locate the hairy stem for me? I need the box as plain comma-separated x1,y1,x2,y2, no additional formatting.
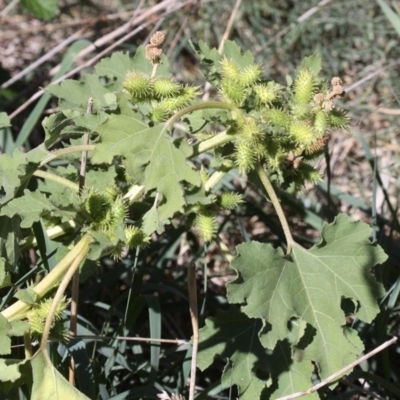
40,243,88,351
39,144,96,167
191,130,236,156
33,170,79,192
164,101,244,132
1,234,92,322
256,164,294,254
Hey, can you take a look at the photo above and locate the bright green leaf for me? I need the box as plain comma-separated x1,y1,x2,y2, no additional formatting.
0,216,22,271
46,75,111,111
21,0,58,20
300,53,322,75
1,191,54,229
223,40,255,68
0,315,11,356
0,257,11,288
197,306,269,400
9,320,30,337
14,287,38,304
31,351,90,400
0,113,10,129
227,214,386,379
0,359,22,382
92,109,200,224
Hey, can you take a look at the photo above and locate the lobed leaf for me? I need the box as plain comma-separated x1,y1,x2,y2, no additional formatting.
227,214,386,379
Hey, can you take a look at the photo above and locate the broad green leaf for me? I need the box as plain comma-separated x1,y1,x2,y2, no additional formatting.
0,147,49,205
0,359,22,382
227,214,386,379
300,53,322,75
190,40,220,67
222,40,255,68
0,359,31,396
0,216,22,270
142,201,168,235
31,351,90,400
46,75,111,111
0,113,10,129
264,339,318,399
0,191,54,229
9,320,30,336
197,306,269,400
21,0,58,20
0,257,11,288
14,287,37,304
0,315,11,355
0,153,27,204
95,52,136,81
92,109,200,223
95,48,170,84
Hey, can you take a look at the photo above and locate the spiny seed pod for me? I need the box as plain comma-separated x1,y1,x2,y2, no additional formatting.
161,86,199,111
289,121,316,145
254,83,278,105
313,110,328,136
217,192,243,210
105,196,128,230
239,64,262,87
27,296,69,338
294,68,315,104
85,191,111,224
220,80,246,105
195,212,217,242
220,57,240,81
291,103,312,119
122,71,153,101
125,226,150,249
239,118,263,144
153,78,181,98
235,140,256,174
150,105,169,123
110,241,127,260
302,135,330,158
300,165,323,183
105,186,120,201
328,109,349,129
264,108,290,128
267,149,286,170
200,166,209,184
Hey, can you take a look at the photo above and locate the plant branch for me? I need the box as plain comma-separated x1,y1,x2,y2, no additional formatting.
256,164,294,254
276,336,398,400
164,101,243,132
188,263,199,400
39,144,96,167
40,240,89,351
191,130,236,157
1,234,92,322
33,170,79,192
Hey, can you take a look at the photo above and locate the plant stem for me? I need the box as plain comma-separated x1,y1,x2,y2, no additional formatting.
256,164,294,254
164,101,243,132
24,331,33,359
1,234,92,322
40,242,88,351
188,264,198,400
39,144,96,167
191,130,236,156
33,170,79,192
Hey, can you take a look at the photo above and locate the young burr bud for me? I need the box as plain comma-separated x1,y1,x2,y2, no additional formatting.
145,44,163,64
150,31,166,47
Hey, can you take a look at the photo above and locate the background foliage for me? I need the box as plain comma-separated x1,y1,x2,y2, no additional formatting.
1,0,400,399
